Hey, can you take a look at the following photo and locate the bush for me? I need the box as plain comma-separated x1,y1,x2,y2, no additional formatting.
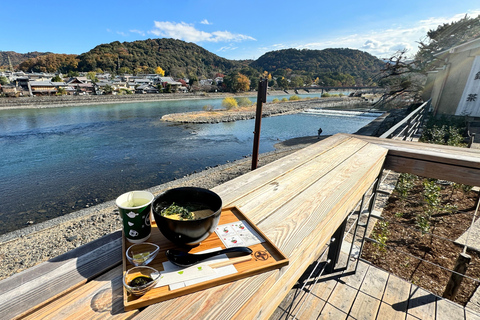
281,97,288,102
321,92,331,97
222,97,238,110
272,98,280,103
203,105,214,111
236,97,253,107
289,95,301,101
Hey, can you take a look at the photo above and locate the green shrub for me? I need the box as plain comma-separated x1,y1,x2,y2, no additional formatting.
222,97,238,110
395,173,416,200
281,97,288,102
203,105,214,111
272,98,280,103
289,95,301,101
321,92,331,97
236,97,253,107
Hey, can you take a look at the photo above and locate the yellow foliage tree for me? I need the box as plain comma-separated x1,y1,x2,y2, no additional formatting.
236,74,250,92
155,66,165,76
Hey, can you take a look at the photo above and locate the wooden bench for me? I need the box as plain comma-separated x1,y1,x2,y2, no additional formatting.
0,134,388,319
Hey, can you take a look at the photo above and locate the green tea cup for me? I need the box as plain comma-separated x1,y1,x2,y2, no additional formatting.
116,190,154,243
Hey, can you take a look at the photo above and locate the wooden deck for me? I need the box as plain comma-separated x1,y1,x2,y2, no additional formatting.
271,256,480,320
3,134,480,319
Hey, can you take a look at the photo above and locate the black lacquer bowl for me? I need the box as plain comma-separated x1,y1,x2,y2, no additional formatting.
152,187,222,246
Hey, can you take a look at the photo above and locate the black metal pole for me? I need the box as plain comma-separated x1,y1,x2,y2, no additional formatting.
251,79,268,170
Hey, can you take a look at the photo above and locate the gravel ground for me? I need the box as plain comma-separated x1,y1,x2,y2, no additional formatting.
0,144,310,281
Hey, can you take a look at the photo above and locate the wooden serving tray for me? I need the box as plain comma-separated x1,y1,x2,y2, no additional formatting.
122,206,289,310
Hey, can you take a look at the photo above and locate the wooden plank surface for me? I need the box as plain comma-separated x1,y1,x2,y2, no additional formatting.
350,134,480,186
132,136,388,319
407,286,436,320
351,134,480,168
0,231,122,320
436,298,467,320
382,274,411,311
11,134,390,320
359,264,388,299
349,291,381,320
22,266,138,320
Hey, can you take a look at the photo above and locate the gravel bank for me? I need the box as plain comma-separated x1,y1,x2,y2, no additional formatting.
161,97,369,123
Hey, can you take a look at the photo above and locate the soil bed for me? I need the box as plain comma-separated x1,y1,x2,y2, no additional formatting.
362,176,480,306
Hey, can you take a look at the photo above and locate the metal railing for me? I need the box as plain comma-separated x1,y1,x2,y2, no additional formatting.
380,99,432,140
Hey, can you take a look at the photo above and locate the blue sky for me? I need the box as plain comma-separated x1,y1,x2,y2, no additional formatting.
2,1,479,60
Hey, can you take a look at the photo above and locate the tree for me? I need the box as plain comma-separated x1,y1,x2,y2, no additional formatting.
236,74,250,92
0,76,10,85
86,71,98,83
276,76,289,89
51,75,62,82
103,84,113,95
155,66,165,76
56,87,67,95
377,14,480,105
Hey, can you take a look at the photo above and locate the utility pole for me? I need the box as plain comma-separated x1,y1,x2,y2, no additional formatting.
251,78,268,170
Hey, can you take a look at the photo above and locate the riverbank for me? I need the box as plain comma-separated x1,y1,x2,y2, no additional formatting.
0,90,284,110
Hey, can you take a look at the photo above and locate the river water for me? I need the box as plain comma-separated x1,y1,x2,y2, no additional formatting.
0,94,378,234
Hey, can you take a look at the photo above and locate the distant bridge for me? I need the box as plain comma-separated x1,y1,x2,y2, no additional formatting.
284,86,384,95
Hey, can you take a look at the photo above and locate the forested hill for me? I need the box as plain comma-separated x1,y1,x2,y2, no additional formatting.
0,51,51,68
6,39,384,86
76,38,245,77
250,48,384,84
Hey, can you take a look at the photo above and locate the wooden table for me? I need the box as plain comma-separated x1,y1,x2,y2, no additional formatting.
1,134,387,319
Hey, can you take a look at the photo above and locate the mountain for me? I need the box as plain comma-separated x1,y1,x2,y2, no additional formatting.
8,40,384,86
76,38,245,78
0,51,52,69
250,48,384,84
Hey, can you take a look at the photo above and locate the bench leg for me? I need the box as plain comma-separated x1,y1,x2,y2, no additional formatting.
325,218,347,273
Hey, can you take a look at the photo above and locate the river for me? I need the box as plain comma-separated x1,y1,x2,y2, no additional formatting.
0,94,378,234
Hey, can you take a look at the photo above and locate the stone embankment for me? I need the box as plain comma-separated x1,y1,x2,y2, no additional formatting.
0,92,246,109
161,97,370,123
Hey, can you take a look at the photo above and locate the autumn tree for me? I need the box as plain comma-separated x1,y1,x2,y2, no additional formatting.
155,66,165,76
236,74,250,92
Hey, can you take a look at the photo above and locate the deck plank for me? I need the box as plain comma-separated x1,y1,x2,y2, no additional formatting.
407,286,436,320
436,298,466,320
22,266,137,320
359,265,388,299
216,134,354,206
382,274,411,311
0,231,122,320
349,291,381,320
343,260,369,289
326,281,358,314
377,302,408,320
319,302,348,320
